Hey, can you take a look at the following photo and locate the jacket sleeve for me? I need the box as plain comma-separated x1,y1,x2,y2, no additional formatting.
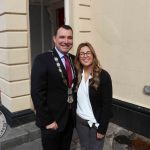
97,70,113,134
31,55,54,127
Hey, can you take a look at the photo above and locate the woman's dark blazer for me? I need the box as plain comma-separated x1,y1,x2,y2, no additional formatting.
31,49,76,131
75,69,112,134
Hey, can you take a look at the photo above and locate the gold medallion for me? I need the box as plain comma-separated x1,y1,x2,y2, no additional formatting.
67,96,74,103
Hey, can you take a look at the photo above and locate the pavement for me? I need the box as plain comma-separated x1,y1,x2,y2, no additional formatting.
0,121,150,150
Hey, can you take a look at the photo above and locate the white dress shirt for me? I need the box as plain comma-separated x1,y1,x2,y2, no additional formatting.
76,70,99,128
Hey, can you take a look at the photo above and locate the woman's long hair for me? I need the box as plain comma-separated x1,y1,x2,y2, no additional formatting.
74,42,102,90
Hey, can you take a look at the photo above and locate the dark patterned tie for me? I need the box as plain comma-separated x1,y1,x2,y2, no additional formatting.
64,55,72,88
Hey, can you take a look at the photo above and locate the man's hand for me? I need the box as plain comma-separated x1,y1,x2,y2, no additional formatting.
46,121,58,130
97,132,105,139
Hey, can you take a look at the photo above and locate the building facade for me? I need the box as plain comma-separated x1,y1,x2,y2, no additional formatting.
0,0,150,137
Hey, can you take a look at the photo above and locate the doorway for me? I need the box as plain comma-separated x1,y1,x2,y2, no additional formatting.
29,0,64,63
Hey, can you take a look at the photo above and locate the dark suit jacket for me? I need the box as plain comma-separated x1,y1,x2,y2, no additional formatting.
31,48,76,131
75,69,112,134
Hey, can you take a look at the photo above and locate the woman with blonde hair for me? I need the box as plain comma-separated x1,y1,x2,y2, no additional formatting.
74,42,113,150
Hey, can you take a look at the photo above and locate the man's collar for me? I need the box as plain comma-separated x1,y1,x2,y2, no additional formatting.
55,47,64,59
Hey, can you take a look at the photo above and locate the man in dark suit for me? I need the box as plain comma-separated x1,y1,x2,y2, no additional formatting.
31,25,76,150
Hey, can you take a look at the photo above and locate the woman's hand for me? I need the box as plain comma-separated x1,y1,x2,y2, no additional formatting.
97,132,105,139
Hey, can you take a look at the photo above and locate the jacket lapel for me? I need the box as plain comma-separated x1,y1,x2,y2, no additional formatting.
68,54,77,85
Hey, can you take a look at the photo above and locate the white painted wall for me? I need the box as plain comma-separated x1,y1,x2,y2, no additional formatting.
0,0,31,112
70,0,150,108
